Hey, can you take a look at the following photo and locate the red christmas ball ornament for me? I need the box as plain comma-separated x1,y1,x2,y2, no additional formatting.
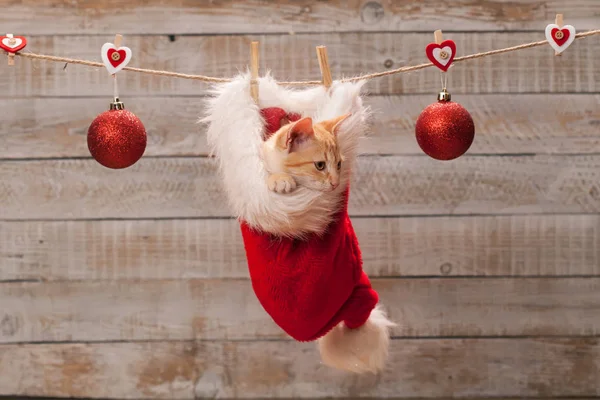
87,99,147,169
415,90,475,161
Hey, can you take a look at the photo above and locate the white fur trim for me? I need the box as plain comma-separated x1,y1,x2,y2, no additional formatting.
202,73,369,237
317,305,396,373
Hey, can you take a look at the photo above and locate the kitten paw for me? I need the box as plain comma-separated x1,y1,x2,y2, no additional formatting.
267,173,297,193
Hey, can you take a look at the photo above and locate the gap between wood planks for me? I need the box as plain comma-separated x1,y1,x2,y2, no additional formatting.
0,211,598,222
2,91,597,99
4,275,600,285
2,398,600,400
3,398,598,400
7,398,596,400
13,29,600,37
1,91,596,100
3,153,600,163
4,334,600,346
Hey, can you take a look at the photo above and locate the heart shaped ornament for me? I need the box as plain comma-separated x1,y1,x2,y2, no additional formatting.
101,42,132,74
426,40,457,72
545,24,576,54
0,35,27,53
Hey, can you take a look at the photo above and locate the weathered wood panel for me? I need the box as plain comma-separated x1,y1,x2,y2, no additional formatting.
1,156,599,220
2,95,599,159
2,339,599,398
4,1,600,34
2,215,599,281
5,32,599,97
1,278,599,343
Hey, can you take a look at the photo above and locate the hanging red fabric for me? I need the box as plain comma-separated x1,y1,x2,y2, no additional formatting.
239,107,378,341
239,188,378,342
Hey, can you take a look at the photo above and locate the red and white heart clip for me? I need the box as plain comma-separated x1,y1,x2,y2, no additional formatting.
425,30,456,72
545,14,576,55
101,34,132,74
0,33,27,65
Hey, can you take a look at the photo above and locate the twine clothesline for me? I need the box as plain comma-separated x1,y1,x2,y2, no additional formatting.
14,29,600,86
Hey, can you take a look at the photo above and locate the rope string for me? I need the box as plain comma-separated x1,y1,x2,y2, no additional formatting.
14,29,600,86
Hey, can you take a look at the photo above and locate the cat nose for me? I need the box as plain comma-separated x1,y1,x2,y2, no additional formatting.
330,181,339,189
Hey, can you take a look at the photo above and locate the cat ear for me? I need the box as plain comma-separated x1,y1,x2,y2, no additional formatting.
284,117,314,153
317,113,352,135
332,113,352,135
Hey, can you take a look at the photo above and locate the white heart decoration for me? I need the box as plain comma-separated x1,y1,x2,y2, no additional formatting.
545,24,576,54
432,46,453,66
101,42,132,75
1,37,22,49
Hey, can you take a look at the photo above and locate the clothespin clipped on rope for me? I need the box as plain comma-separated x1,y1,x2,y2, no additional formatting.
101,33,132,75
434,29,443,46
425,29,456,73
316,45,332,89
250,41,260,103
114,33,122,49
0,33,27,66
545,14,576,56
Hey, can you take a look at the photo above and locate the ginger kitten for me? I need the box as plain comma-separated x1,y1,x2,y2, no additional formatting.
261,114,350,194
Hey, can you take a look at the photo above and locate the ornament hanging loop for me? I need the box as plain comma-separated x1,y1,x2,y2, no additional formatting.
440,72,448,91
110,69,124,109
112,74,120,103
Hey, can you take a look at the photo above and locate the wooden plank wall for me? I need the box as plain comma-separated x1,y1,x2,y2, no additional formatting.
1,1,599,399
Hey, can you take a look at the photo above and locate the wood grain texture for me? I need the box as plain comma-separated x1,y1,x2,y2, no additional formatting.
2,215,599,282
2,94,600,159
4,32,599,97
1,155,599,220
3,1,600,34
1,278,599,343
2,339,599,398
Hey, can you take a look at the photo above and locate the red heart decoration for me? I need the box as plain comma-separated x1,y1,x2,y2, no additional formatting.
425,40,457,72
107,48,127,67
0,35,27,53
551,28,570,46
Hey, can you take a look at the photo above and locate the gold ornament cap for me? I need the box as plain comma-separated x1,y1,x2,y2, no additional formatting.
438,89,451,102
110,97,125,110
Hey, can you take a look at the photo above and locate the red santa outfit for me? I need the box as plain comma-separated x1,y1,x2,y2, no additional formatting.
238,108,379,342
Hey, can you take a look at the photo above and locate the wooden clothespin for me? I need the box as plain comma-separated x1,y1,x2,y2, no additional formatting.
250,41,259,103
554,14,563,56
7,34,15,65
114,33,123,48
434,29,443,45
316,46,332,89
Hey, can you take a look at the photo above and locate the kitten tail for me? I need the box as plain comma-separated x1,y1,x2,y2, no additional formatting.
317,305,396,374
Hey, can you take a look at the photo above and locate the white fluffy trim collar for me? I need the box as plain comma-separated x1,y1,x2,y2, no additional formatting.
203,73,369,237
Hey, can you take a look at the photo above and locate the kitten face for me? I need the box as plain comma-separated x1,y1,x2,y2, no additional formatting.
268,114,350,192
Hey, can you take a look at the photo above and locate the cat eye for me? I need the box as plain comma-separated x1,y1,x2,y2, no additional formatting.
337,161,341,170
314,161,326,171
